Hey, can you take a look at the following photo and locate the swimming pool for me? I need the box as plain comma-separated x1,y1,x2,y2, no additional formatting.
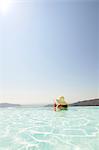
0,106,99,150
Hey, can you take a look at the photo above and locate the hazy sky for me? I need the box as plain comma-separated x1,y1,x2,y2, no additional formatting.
0,0,98,104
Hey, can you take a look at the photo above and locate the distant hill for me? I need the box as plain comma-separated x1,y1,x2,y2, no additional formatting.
44,99,99,107
0,103,21,107
70,99,99,106
0,99,99,107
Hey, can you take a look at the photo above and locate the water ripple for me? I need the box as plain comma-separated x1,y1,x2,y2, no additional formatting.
0,107,99,150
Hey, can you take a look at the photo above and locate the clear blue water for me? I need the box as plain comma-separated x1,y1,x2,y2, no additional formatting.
0,106,99,150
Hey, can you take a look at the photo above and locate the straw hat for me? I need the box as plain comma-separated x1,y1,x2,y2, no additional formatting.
56,96,68,105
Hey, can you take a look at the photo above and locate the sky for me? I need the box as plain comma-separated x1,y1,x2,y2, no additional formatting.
0,0,98,104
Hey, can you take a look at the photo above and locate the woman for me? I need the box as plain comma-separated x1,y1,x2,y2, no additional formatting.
54,96,68,111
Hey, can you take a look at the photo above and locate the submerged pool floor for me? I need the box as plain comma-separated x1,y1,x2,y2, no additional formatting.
0,106,99,150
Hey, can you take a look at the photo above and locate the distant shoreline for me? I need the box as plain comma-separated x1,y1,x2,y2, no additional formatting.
44,98,99,107
70,98,99,106
0,98,99,107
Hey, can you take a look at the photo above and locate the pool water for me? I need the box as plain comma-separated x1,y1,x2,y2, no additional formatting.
0,106,99,150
